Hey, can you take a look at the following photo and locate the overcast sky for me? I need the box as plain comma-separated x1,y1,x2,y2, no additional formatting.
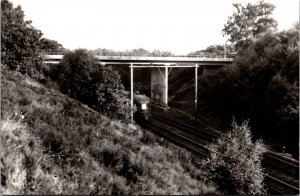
11,0,299,55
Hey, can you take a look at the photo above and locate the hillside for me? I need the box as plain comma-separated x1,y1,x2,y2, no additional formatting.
168,69,226,129
168,65,299,158
1,69,219,194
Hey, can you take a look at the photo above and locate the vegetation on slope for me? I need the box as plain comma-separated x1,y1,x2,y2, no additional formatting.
1,0,66,82
1,69,218,195
51,49,132,123
168,2,299,157
202,119,267,195
196,26,299,156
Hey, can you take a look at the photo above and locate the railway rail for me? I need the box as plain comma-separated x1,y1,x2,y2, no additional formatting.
263,152,299,178
265,175,299,195
146,112,299,195
144,120,209,157
152,112,299,177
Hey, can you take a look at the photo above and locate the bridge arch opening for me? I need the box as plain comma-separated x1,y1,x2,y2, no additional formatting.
129,63,199,123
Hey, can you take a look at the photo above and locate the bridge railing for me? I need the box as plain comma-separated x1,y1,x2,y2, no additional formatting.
39,48,237,59
42,52,236,59
93,51,237,58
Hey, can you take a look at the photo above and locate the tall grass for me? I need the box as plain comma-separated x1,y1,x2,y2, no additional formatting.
1,70,219,194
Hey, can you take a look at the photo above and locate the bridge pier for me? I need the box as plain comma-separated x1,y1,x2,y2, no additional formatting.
165,66,168,107
151,66,169,108
130,64,134,123
195,64,198,122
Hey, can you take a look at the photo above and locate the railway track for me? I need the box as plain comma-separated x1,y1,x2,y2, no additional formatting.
152,112,220,141
265,175,299,195
263,151,299,178
152,112,299,178
144,119,209,157
146,112,299,195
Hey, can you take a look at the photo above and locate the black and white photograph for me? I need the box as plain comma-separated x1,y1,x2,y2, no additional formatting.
1,0,299,194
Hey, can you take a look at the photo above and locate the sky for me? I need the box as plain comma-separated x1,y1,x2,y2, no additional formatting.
11,0,299,55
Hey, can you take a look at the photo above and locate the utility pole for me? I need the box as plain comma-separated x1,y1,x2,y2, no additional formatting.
130,63,134,124
224,40,228,58
195,64,198,122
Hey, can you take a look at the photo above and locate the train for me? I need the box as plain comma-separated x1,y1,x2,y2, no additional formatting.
133,92,151,121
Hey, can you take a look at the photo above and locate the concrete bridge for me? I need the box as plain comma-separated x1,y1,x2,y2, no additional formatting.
43,55,233,76
43,54,234,122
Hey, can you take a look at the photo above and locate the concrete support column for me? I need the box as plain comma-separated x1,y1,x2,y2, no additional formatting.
130,64,134,123
195,64,198,122
165,66,168,108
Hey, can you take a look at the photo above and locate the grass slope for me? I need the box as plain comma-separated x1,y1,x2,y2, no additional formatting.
1,70,219,195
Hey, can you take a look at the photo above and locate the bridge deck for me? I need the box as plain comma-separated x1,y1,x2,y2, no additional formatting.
44,55,233,66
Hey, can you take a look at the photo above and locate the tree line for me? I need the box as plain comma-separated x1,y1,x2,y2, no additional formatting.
198,0,299,156
1,0,131,122
91,48,174,57
1,0,67,80
2,0,297,194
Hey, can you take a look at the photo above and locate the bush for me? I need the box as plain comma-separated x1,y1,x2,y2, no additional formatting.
57,49,131,122
1,0,44,81
202,119,267,195
89,65,131,122
197,26,299,156
2,70,220,194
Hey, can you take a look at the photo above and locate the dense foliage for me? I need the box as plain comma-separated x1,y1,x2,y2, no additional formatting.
1,0,67,82
188,44,236,57
55,49,132,122
1,0,132,123
92,47,174,57
223,0,277,48
1,70,218,194
202,120,266,195
39,38,66,54
198,25,299,156
1,0,43,79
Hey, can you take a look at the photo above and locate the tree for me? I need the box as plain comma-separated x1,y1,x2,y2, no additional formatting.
188,44,236,57
202,119,267,195
57,49,132,122
58,49,95,99
198,24,299,157
90,65,131,122
151,49,173,57
132,48,150,56
39,38,65,54
1,0,43,78
223,0,277,48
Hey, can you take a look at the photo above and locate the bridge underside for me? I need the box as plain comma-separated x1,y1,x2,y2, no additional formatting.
129,63,200,123
43,55,233,123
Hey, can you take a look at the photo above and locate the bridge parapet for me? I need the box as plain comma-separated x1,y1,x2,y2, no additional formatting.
95,55,233,65
43,55,233,67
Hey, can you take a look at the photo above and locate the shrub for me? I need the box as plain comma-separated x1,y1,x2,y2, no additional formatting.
2,70,220,194
57,49,131,122
202,119,267,195
1,0,44,81
90,65,131,123
196,26,299,156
